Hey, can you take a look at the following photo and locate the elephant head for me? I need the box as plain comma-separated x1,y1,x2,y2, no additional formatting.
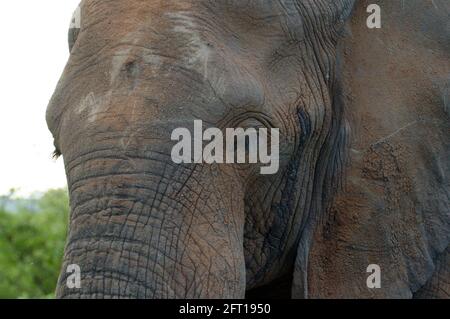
47,0,450,298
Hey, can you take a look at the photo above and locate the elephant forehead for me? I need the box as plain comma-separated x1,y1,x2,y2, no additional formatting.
75,91,112,123
164,12,212,74
77,0,355,45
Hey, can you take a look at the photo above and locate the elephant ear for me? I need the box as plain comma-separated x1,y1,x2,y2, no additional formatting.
294,0,450,298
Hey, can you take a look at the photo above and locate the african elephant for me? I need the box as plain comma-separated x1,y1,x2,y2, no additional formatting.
46,0,449,298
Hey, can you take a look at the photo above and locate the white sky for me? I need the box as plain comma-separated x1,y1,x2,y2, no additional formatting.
0,1,81,196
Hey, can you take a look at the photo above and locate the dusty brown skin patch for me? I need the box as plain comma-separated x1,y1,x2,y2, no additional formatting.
306,0,450,298
47,0,449,298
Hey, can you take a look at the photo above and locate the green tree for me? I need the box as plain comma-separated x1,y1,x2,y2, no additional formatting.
0,188,69,298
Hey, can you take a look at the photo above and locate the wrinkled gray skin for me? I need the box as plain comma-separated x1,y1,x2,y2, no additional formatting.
47,0,449,298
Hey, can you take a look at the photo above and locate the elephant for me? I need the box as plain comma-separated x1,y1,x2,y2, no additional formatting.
46,0,449,298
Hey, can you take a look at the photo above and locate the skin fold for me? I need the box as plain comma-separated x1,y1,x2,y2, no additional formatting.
46,0,449,298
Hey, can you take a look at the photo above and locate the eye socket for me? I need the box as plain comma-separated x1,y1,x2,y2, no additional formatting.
68,6,81,52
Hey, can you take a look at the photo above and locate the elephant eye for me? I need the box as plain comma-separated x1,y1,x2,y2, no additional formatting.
52,138,62,159
68,6,81,52
52,148,62,160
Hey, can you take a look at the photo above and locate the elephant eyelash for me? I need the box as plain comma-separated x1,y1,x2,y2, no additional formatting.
52,148,62,159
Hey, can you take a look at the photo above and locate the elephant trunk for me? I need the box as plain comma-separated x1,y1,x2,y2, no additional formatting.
56,148,246,298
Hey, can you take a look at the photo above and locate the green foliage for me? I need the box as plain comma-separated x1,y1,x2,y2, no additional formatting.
0,189,69,298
